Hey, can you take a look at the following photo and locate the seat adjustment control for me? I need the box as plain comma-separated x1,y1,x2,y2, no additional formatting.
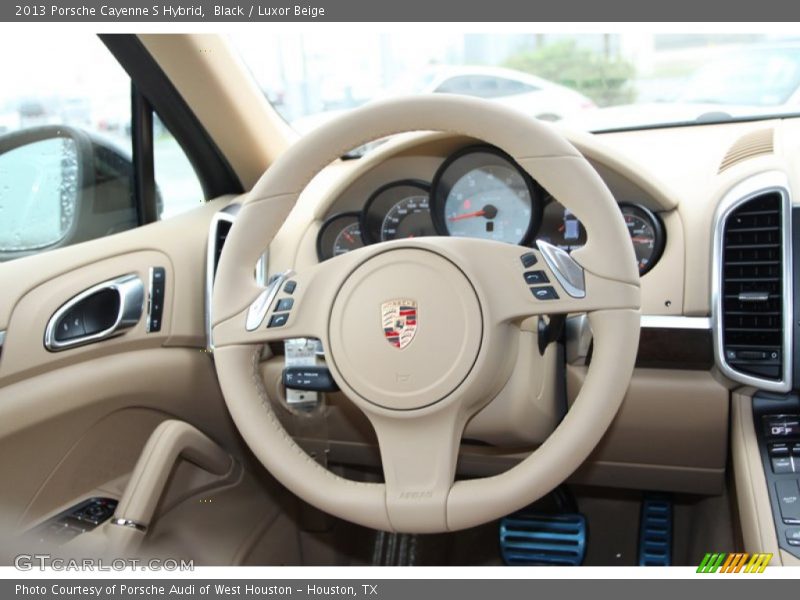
283,366,339,392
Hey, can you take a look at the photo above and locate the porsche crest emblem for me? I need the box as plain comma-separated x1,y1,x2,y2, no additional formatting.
381,299,418,350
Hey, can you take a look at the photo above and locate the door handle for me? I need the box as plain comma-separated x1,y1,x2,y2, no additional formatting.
44,274,144,352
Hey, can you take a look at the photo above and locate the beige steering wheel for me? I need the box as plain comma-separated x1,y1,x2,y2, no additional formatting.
211,95,641,533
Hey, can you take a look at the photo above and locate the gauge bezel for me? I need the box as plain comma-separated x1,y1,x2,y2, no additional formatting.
430,144,543,246
361,179,432,244
316,211,364,262
618,202,666,276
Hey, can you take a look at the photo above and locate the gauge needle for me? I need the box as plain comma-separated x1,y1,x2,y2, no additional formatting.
448,204,498,222
449,210,486,222
342,231,355,243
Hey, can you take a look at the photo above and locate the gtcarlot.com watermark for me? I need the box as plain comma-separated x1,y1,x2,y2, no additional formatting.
14,554,194,571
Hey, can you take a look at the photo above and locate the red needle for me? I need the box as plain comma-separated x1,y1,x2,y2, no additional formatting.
630,236,650,243
449,210,486,222
343,231,354,243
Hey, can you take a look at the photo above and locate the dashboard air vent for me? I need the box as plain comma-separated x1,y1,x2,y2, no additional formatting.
718,128,774,173
715,174,792,392
211,218,233,278
205,205,240,350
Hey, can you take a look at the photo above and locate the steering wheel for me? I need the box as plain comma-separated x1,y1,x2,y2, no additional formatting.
211,95,641,533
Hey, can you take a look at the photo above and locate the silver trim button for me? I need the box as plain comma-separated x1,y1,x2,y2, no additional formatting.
535,240,586,298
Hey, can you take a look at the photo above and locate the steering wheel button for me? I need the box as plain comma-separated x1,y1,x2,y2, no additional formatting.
524,270,549,285
268,313,289,328
531,286,559,301
275,298,294,312
283,280,296,294
520,252,538,268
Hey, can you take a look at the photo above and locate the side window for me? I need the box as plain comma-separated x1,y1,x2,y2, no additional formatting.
0,34,205,262
154,114,204,219
0,35,135,262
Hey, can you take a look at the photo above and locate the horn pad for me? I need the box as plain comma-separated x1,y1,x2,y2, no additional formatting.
327,248,482,410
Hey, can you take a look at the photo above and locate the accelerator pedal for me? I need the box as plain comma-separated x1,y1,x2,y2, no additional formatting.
637,494,673,566
500,512,587,566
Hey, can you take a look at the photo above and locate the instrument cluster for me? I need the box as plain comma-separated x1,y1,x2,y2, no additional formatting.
317,144,665,275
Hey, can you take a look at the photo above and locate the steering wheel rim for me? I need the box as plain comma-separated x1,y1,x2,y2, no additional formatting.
211,95,641,533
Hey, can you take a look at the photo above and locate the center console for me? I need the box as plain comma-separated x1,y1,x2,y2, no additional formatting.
753,394,800,558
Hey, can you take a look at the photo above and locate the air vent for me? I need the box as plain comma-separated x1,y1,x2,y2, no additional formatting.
713,172,792,392
205,206,240,350
719,128,774,173
212,218,233,278
721,193,783,378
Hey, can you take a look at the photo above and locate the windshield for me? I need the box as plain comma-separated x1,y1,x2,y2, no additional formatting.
232,33,800,133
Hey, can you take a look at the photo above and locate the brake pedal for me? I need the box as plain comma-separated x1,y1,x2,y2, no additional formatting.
637,494,673,566
500,512,587,566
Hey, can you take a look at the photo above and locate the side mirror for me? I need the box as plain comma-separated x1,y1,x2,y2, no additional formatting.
0,125,138,261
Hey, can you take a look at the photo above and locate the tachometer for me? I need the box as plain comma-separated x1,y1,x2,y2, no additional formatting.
316,212,364,261
362,180,435,243
432,146,541,245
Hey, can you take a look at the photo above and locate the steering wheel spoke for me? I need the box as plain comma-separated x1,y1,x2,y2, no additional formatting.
417,236,640,324
212,260,341,348
368,403,467,533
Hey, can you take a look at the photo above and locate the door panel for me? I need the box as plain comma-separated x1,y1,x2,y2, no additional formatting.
0,195,243,535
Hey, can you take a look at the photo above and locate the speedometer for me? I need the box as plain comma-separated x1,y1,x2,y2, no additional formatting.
362,180,435,243
381,194,432,241
431,146,540,245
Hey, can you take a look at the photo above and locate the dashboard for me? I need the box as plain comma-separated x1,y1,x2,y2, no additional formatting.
316,144,666,275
